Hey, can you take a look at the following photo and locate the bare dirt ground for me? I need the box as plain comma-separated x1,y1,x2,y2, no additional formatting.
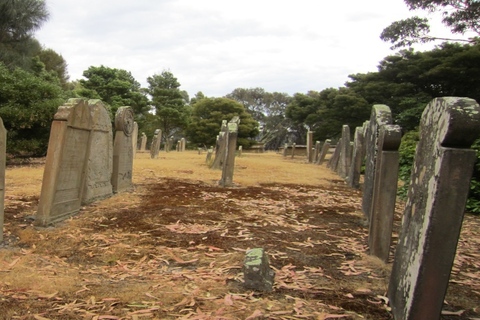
1,152,479,320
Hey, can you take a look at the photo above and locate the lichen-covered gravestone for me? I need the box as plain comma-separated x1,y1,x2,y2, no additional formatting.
150,129,162,159
0,118,6,242
211,120,228,170
388,97,480,320
132,122,138,158
36,99,113,226
219,117,240,187
243,248,275,292
112,106,134,193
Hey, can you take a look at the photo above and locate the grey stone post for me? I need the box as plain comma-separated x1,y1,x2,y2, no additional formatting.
337,125,351,178
132,122,138,159
346,124,367,189
220,117,240,187
140,132,147,151
368,124,401,261
388,97,480,320
290,143,296,159
317,139,331,165
211,121,228,170
314,141,321,163
282,143,288,157
327,138,342,171
307,131,313,162
112,107,134,193
150,129,162,159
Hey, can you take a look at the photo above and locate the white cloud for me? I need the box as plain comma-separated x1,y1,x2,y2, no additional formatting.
36,0,467,97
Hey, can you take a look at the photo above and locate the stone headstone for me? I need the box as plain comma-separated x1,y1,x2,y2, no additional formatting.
36,99,112,226
112,106,134,193
211,120,228,170
337,125,351,178
181,138,186,152
0,118,6,242
243,248,275,292
368,124,401,261
132,122,138,159
317,139,331,165
290,143,296,159
238,145,242,157
140,132,147,151
327,138,342,171
388,97,480,320
150,129,162,159
219,117,240,187
282,143,288,157
307,131,313,162
206,147,214,165
346,123,367,189
362,105,393,220
314,141,321,163
82,99,113,204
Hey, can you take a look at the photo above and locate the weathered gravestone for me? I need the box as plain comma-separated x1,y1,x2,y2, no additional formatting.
282,143,288,157
181,138,186,152
132,122,138,159
211,120,228,170
36,99,113,226
337,125,351,179
140,132,147,151
307,131,313,162
112,106,134,193
219,117,240,187
346,123,367,189
243,248,275,292
0,118,6,242
290,143,296,159
205,147,214,166
368,124,401,262
388,97,480,320
150,129,162,159
317,139,331,165
327,138,342,171
314,141,321,163
362,105,393,221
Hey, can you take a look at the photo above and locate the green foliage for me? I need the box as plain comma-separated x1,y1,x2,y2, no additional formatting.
381,17,432,49
466,138,480,214
147,70,190,139
186,97,259,148
0,62,64,156
397,130,420,200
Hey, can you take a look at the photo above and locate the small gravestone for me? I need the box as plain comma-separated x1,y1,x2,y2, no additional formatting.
243,248,275,292
307,131,313,162
362,105,393,220
347,123,367,188
219,117,240,187
132,122,138,158
150,129,162,159
317,139,331,165
206,147,214,165
238,145,242,157
181,138,186,151
314,141,321,163
388,97,480,320
282,143,288,157
337,125,351,178
140,132,147,151
0,118,6,242
112,106,134,193
291,143,296,159
211,121,228,169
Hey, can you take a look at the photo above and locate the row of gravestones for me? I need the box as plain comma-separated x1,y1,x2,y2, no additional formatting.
205,117,241,187
139,130,187,157
322,97,480,320
35,99,136,227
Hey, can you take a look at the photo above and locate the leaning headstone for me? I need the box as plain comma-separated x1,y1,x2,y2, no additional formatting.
219,117,240,187
388,97,480,320
132,122,138,159
362,105,393,220
337,125,351,178
112,106,134,193
243,248,275,292
327,138,342,171
211,121,228,170
306,131,313,162
0,118,6,242
140,132,147,151
81,100,113,204
150,129,162,159
36,99,101,226
317,139,331,165
346,124,367,189
368,124,401,261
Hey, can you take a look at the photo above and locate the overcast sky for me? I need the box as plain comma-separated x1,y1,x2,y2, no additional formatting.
35,0,460,98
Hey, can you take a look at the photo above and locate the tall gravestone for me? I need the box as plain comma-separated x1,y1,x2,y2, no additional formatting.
282,143,288,157
346,124,366,189
36,99,112,226
220,117,240,187
314,141,321,163
388,97,480,320
0,118,6,242
368,124,401,261
211,120,228,170
112,106,134,193
290,143,296,159
181,138,186,151
317,139,331,165
362,105,393,220
337,125,351,178
307,131,313,162
327,138,342,171
132,122,138,159
82,99,113,204
150,129,162,159
140,133,147,151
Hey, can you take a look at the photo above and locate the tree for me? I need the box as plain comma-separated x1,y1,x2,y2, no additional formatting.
147,70,190,139
0,62,64,155
381,0,480,49
37,47,69,87
186,97,259,148
0,0,49,70
78,65,150,118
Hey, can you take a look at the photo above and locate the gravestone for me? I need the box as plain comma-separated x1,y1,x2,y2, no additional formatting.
132,122,138,159
211,120,228,170
0,118,6,242
290,143,296,159
181,138,186,151
206,147,214,166
362,105,393,220
150,129,162,159
219,117,240,187
388,97,480,320
81,100,113,204
327,138,342,171
368,124,401,261
282,143,288,157
346,123,367,189
317,139,331,165
307,131,313,162
337,125,351,178
238,145,242,157
314,141,321,163
112,106,134,193
37,99,110,226
243,248,275,292
140,133,147,151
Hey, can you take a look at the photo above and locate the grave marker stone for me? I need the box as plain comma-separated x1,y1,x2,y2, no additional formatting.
337,125,351,178
140,132,147,151
388,97,480,320
307,131,313,162
291,143,296,159
327,138,342,171
132,122,138,158
346,123,367,189
220,117,240,187
243,248,275,292
211,120,228,170
317,139,331,165
150,129,162,159
283,143,288,157
314,141,321,163
112,106,134,193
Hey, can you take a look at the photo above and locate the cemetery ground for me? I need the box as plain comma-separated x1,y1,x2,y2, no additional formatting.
1,152,479,320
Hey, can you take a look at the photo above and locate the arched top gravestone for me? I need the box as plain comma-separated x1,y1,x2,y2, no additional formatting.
112,106,134,193
388,97,480,320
